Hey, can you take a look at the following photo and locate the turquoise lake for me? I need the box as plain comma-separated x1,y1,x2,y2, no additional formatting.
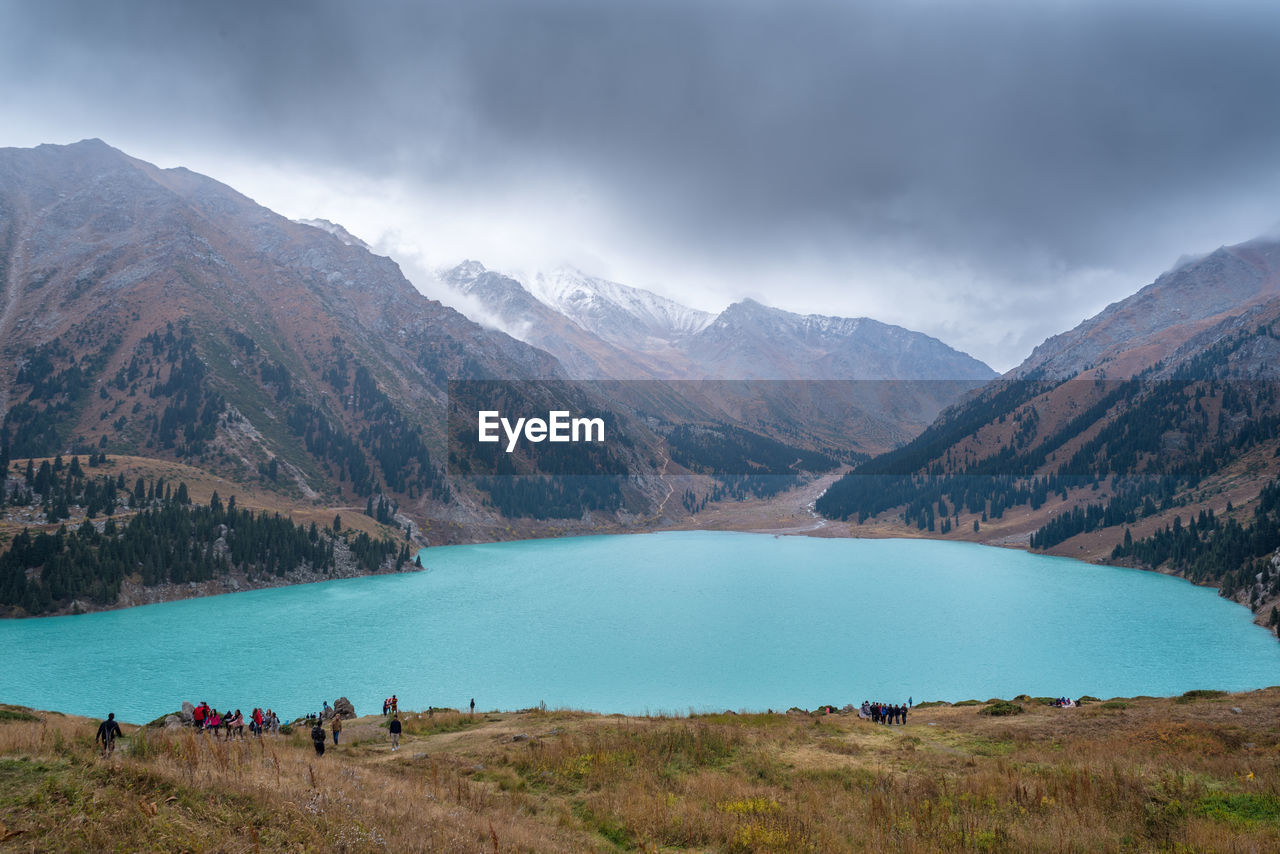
1,531,1277,723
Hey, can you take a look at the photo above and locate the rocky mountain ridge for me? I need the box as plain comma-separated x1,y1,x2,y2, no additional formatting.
1017,240,1280,380
0,139,662,526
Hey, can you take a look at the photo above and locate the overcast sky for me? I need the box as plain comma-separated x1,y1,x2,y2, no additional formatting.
5,0,1280,370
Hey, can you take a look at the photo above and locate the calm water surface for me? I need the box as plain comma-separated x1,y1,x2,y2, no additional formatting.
1,532,1277,723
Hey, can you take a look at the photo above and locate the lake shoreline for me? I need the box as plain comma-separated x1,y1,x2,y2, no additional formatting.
9,530,1274,726
4,466,1277,648
5,518,1278,644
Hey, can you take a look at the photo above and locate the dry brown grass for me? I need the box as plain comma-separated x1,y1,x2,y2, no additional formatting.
2,690,1279,852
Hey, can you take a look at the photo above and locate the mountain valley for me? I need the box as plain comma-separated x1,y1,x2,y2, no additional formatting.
1,139,1279,636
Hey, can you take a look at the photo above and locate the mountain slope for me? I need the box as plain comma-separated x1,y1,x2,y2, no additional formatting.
1017,240,1280,379
0,140,657,524
816,234,1280,633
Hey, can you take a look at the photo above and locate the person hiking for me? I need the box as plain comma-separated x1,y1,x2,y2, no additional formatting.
192,702,206,731
469,697,475,717
331,713,342,745
389,714,402,751
96,713,123,757
311,717,326,756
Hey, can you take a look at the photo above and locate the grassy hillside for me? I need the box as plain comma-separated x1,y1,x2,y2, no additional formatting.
2,691,1278,852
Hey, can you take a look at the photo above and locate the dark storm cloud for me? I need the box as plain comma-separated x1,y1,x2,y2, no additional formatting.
7,0,1280,366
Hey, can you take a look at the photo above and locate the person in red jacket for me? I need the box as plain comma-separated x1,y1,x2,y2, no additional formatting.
192,702,206,731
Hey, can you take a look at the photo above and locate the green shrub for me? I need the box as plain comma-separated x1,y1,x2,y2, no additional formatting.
144,711,180,727
0,705,40,723
1195,793,1280,827
979,702,1023,717
1175,689,1227,704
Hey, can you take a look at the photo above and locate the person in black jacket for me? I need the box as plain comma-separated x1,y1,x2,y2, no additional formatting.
389,714,402,751
311,717,326,756
96,713,123,757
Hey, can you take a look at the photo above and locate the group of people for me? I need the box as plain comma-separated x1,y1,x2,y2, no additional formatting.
95,692,475,760
191,701,280,738
307,708,405,755
310,712,346,755
860,700,910,725
307,692,408,756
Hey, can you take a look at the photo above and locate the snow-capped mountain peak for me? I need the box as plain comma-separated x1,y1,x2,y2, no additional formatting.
293,218,371,250
526,267,715,347
449,258,488,282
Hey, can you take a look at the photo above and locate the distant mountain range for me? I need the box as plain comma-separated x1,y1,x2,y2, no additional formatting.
442,260,996,452
443,260,995,383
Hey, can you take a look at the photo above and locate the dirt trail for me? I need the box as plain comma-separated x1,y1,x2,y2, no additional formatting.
742,469,841,535
655,467,850,536
653,446,676,518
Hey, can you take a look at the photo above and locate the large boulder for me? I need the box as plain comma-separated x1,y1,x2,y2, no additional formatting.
333,697,357,719
180,702,195,725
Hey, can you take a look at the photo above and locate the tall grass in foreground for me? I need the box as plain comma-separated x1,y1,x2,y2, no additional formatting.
0,693,1278,852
